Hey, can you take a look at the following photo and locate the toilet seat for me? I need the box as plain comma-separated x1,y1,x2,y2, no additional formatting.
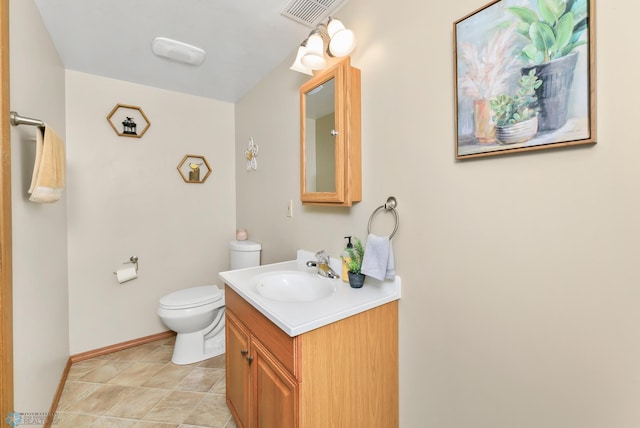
159,285,222,310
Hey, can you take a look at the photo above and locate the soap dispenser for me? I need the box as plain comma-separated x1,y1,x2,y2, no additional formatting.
342,236,353,282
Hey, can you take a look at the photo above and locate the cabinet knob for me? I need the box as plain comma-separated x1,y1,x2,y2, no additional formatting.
330,129,339,136
246,355,254,364
240,349,248,356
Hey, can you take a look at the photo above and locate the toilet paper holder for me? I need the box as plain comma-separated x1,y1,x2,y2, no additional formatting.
112,256,139,275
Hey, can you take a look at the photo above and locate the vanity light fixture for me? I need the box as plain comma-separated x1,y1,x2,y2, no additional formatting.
290,16,356,75
151,37,206,66
301,30,327,70
289,41,314,75
326,17,356,57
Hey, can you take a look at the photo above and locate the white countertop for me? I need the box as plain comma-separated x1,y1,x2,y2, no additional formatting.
218,250,401,337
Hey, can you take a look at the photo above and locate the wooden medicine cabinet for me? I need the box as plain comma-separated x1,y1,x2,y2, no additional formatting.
300,57,361,206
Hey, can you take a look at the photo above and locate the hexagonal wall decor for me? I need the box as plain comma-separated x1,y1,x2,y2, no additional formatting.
107,104,151,138
177,154,212,184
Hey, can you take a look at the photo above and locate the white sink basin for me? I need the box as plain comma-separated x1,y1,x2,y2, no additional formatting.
254,270,337,302
219,249,401,336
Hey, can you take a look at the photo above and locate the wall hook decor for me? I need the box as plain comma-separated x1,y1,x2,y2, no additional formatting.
107,104,151,138
245,137,259,171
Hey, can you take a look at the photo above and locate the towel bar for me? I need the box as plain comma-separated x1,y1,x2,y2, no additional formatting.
367,196,399,239
9,111,45,128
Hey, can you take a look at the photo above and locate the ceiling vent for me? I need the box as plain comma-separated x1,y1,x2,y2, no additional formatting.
281,0,348,28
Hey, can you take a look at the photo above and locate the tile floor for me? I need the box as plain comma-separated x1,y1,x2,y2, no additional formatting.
55,336,237,428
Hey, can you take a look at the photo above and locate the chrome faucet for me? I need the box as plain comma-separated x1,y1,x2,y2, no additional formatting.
306,250,340,279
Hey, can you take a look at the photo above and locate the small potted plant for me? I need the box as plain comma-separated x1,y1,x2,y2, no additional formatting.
345,237,365,288
507,0,589,131
490,69,542,144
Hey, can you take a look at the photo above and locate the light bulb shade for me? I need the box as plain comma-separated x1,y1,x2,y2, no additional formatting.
326,18,346,38
290,45,313,75
301,32,326,70
329,28,356,57
301,52,326,70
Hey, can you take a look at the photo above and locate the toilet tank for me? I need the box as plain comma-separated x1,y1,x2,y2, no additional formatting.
229,240,261,270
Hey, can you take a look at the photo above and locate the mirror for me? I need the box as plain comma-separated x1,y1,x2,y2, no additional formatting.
300,57,361,207
304,77,336,193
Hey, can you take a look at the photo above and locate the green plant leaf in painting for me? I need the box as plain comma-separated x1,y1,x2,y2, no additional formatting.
522,44,544,63
571,17,588,43
507,6,538,24
537,0,556,25
555,44,570,58
558,39,586,57
515,21,532,38
509,0,587,64
554,12,574,51
573,40,587,50
538,0,566,25
529,22,556,61
570,0,587,18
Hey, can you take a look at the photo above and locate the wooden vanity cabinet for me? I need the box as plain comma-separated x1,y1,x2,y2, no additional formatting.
225,286,398,428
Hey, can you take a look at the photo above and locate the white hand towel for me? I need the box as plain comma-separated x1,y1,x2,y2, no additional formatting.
28,124,66,203
361,234,395,281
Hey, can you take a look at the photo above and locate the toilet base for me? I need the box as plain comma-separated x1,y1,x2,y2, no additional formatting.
171,330,225,365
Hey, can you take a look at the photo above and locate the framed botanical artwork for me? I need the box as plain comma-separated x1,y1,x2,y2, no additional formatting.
454,0,596,159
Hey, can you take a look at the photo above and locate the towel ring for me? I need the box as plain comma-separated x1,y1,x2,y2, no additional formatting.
367,196,399,239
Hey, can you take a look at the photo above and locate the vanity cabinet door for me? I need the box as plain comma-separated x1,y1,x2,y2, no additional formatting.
226,312,252,428
226,301,300,428
252,340,298,428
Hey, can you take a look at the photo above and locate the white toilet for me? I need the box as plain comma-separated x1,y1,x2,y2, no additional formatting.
157,240,261,365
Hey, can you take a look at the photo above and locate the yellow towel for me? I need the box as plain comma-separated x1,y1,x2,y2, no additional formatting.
28,125,65,203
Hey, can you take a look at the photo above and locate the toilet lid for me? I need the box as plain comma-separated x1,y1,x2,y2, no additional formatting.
159,285,223,310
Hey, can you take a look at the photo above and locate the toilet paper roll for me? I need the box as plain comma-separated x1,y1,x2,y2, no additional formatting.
116,265,137,284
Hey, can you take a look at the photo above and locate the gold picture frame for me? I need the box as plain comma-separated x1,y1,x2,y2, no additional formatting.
454,0,596,159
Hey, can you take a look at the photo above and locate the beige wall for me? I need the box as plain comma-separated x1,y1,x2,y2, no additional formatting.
65,70,236,354
9,0,69,413
236,0,640,427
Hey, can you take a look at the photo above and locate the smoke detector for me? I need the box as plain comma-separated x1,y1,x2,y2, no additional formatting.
281,0,348,28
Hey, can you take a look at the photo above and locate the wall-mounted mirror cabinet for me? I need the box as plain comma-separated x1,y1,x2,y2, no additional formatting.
300,57,361,206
